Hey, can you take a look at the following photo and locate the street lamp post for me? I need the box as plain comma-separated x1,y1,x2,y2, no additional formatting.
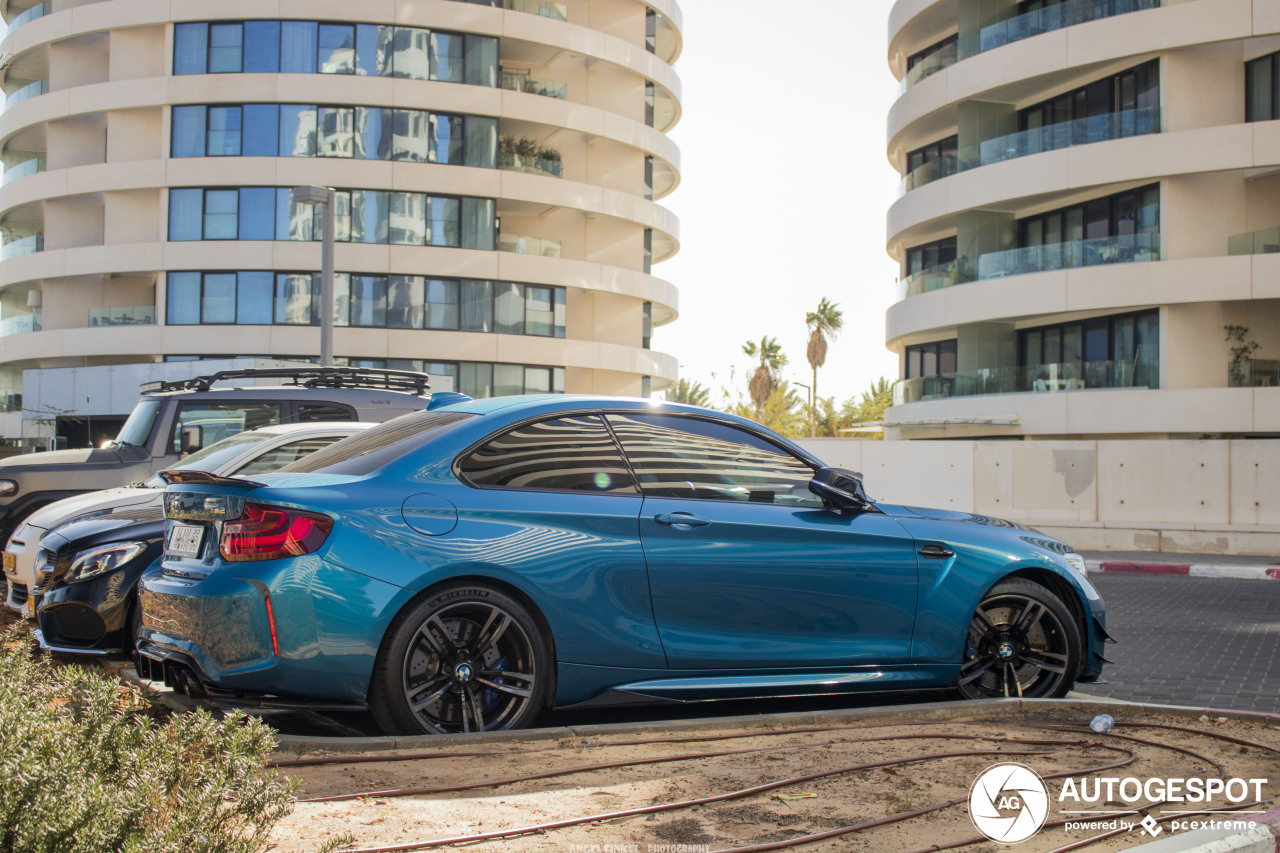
794,381,813,437
290,185,336,366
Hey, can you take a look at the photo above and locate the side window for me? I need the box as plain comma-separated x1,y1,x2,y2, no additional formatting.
607,413,821,506
297,403,357,422
234,435,348,476
170,402,283,453
459,415,638,494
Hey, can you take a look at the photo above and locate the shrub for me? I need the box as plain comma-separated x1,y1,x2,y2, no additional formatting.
0,627,294,852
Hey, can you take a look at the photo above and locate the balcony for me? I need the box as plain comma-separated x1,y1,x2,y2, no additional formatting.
89,306,157,327
0,312,41,337
900,107,1159,195
4,80,47,112
898,40,958,94
497,150,563,178
1,157,44,187
897,234,1161,301
500,71,567,100
957,0,1160,60
893,358,1159,405
1228,227,1280,255
7,2,50,33
0,234,43,261
497,233,561,257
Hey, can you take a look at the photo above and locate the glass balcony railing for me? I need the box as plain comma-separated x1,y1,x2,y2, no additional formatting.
897,234,1160,301
448,0,567,21
901,107,1158,195
958,0,1160,60
0,312,41,337
500,71,567,100
89,306,157,327
1228,227,1280,255
497,233,561,257
976,233,1160,280
497,151,563,178
8,2,50,33
893,358,1159,406
1,157,44,186
0,234,43,261
4,80,47,111
899,40,959,94
1228,358,1279,388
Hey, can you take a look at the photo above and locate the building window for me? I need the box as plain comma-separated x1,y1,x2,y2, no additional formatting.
906,34,957,73
173,21,498,86
1019,309,1158,390
1247,52,1280,122
168,186,495,249
1017,184,1159,253
906,135,958,183
644,155,654,200
644,82,655,127
642,301,652,349
166,271,565,337
646,9,657,54
905,237,957,279
1018,59,1159,134
905,340,957,380
171,103,498,168
643,228,652,274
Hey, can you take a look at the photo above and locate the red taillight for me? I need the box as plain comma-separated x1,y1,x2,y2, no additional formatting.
219,502,332,562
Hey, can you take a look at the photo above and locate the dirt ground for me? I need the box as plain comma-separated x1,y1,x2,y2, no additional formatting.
5,603,1278,853
268,710,1280,853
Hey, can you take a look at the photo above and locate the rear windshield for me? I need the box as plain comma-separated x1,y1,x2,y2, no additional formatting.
277,411,475,476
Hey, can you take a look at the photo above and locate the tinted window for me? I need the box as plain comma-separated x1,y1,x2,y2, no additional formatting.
171,403,283,454
607,414,820,506
278,411,474,475
235,435,348,476
460,415,638,494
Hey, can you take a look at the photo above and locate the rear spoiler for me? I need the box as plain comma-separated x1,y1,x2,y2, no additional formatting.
158,470,266,488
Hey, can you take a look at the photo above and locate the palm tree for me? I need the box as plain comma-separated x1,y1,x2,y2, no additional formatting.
665,378,711,408
743,336,785,421
805,298,844,437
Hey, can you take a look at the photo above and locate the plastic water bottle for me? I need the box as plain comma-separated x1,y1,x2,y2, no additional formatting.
1090,714,1114,733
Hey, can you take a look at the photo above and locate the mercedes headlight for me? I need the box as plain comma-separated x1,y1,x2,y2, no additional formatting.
66,541,148,582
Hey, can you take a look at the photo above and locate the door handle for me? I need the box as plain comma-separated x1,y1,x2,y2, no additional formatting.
654,512,711,528
918,543,954,559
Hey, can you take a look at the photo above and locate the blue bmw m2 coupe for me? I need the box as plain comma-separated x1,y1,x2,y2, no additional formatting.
136,395,1110,734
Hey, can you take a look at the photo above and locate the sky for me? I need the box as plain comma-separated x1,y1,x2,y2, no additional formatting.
650,0,901,407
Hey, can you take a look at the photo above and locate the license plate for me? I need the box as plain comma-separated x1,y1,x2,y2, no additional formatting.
2,552,13,575
167,523,205,557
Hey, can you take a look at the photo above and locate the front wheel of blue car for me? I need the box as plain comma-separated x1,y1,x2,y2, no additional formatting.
369,584,549,735
957,578,1081,700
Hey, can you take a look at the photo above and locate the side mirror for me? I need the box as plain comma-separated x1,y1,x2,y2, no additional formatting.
809,467,871,511
181,425,203,455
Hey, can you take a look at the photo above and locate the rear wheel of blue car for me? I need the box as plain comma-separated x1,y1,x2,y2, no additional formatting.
369,584,548,735
957,578,1080,700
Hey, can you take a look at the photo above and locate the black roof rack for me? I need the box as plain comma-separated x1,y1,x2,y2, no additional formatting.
141,367,432,396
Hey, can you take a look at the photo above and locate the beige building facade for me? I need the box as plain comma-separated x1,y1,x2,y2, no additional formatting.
885,0,1280,440
0,0,682,433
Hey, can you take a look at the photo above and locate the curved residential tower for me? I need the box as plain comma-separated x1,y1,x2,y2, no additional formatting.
885,0,1279,439
0,0,681,421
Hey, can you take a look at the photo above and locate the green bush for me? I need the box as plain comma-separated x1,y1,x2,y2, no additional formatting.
0,627,294,852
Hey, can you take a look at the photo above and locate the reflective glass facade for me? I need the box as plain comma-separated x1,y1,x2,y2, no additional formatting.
173,21,498,86
172,104,497,167
167,187,496,249
1247,51,1280,122
166,271,565,338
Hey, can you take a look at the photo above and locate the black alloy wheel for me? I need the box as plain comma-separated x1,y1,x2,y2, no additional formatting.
370,584,547,735
957,578,1080,700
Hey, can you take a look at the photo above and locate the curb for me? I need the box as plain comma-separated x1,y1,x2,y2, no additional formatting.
1086,559,1280,581
1121,806,1280,853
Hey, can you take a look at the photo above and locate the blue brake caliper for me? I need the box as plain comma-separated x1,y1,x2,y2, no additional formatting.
484,656,508,712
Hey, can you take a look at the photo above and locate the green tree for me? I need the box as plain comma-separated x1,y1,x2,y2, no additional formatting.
844,377,894,439
804,298,844,437
724,381,805,436
665,378,711,407
742,336,786,421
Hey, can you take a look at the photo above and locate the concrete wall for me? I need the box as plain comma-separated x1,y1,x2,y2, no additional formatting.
795,437,1280,555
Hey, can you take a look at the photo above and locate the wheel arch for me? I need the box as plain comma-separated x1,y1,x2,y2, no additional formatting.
992,565,1089,679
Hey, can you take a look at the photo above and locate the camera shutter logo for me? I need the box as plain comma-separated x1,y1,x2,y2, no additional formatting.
969,763,1050,843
